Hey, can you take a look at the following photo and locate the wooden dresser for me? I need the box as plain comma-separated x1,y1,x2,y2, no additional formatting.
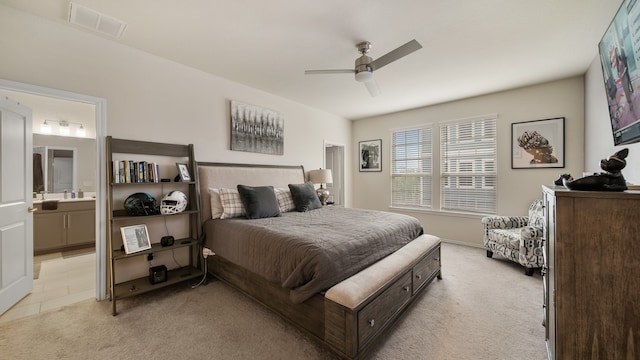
542,185,639,360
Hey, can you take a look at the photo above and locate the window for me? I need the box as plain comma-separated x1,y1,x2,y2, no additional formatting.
440,116,497,214
391,126,432,208
390,115,497,214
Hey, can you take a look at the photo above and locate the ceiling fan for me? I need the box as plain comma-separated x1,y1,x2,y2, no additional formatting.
304,39,422,97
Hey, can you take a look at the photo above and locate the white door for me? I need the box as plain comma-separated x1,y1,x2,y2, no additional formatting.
325,145,344,205
0,96,33,315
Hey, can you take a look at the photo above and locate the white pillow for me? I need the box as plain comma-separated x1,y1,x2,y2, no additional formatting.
208,188,223,219
218,188,246,219
275,188,295,213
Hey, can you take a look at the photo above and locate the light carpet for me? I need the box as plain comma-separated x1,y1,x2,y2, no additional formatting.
0,243,546,360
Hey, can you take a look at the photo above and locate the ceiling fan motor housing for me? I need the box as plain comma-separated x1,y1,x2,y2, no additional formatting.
355,55,373,82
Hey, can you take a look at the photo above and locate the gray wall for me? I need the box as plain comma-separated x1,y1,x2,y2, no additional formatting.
0,4,353,206
3,4,605,247
353,77,585,246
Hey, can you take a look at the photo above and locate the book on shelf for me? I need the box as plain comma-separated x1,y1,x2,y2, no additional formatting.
112,160,160,183
112,161,119,184
138,161,146,183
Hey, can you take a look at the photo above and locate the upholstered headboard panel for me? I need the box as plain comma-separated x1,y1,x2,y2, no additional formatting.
196,162,305,222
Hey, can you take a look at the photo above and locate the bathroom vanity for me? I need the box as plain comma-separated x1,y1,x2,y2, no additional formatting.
33,198,95,255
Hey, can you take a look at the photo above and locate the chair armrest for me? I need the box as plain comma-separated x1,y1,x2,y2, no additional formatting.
481,216,529,230
482,216,529,243
520,226,543,241
519,226,544,256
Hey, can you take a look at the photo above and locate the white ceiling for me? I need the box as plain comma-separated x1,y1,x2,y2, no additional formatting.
0,0,623,120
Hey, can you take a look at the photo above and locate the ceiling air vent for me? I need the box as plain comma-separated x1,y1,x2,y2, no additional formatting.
68,2,127,38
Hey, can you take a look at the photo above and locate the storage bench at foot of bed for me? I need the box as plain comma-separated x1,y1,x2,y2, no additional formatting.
324,234,442,359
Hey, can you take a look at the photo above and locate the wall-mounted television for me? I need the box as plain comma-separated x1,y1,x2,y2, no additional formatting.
599,0,640,145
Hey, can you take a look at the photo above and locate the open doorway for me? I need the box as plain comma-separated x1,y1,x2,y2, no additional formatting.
324,141,345,206
0,80,107,321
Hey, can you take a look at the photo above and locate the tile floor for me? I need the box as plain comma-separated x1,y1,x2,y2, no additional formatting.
0,248,96,323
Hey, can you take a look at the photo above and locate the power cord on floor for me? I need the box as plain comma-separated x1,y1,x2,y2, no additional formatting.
191,247,213,288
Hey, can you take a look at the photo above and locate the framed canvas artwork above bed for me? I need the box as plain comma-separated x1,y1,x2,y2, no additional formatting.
230,100,284,155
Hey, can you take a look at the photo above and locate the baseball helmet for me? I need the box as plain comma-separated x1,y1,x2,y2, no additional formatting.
160,190,188,214
124,192,159,216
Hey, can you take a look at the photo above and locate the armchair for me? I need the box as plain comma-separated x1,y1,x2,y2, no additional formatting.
481,200,544,276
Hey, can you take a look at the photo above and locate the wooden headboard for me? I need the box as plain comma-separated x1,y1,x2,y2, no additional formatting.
196,162,305,222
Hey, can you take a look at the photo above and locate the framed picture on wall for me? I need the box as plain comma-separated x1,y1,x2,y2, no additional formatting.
230,100,284,155
512,117,565,169
359,139,382,172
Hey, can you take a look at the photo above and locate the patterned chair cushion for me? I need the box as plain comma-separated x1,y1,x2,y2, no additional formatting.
481,199,545,272
487,228,521,249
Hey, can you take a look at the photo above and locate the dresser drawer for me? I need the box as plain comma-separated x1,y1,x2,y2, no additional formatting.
357,271,412,349
412,246,441,294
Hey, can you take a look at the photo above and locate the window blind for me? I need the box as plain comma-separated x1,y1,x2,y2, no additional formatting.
439,116,497,214
391,126,433,208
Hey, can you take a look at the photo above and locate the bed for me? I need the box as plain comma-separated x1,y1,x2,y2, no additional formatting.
197,162,442,359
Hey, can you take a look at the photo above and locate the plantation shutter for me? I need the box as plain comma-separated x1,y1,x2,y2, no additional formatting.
391,126,433,208
440,116,497,214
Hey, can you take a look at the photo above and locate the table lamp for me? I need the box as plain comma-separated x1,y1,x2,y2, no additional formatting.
308,169,333,205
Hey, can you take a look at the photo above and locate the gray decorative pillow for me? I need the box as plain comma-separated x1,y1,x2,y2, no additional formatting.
288,182,322,212
237,185,281,219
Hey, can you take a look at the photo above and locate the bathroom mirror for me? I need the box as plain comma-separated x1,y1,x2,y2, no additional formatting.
33,146,77,194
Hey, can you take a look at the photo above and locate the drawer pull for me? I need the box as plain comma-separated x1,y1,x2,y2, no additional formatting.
368,319,375,327
403,286,410,292
415,274,422,280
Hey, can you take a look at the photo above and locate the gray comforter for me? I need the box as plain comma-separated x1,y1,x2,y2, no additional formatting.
202,206,423,303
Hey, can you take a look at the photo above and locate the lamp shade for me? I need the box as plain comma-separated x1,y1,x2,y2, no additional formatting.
308,169,333,184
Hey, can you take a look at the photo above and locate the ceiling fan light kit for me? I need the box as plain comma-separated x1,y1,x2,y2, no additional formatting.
355,70,373,82
305,39,422,96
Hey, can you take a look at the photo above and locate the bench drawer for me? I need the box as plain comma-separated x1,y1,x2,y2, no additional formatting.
357,271,412,349
413,245,440,294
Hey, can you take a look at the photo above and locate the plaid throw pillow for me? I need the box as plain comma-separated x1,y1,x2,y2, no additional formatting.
275,188,296,213
219,188,246,219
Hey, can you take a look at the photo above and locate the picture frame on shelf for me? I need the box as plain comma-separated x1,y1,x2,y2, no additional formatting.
511,117,565,169
176,163,192,182
120,224,151,254
359,139,382,172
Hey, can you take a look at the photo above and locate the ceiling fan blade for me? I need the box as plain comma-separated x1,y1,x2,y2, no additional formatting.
364,79,381,97
304,69,355,75
369,39,422,71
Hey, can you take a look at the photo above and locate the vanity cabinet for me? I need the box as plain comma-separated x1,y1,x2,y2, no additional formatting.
33,200,95,254
542,185,640,360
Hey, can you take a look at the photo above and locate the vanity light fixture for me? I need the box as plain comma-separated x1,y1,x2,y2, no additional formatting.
39,119,87,137
40,120,52,134
58,120,71,136
76,124,86,137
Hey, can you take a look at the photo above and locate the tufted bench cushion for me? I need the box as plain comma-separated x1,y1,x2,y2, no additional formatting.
325,234,441,310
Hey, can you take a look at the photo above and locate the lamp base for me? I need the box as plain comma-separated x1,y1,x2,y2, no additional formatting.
316,187,330,205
